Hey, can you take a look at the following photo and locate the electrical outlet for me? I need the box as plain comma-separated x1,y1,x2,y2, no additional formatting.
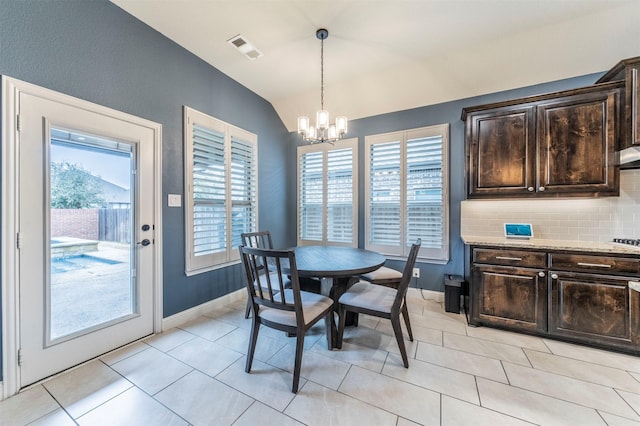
412,268,420,278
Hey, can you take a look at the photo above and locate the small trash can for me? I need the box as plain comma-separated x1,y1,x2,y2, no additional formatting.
444,275,464,313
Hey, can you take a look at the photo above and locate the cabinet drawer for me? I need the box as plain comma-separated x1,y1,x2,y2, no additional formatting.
473,248,546,268
549,253,640,275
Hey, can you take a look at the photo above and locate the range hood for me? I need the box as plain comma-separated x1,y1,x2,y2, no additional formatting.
618,145,640,169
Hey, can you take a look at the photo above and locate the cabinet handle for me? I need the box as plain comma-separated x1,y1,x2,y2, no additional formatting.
527,187,534,192
495,256,522,261
538,186,546,192
551,274,558,279
577,262,612,268
538,272,546,277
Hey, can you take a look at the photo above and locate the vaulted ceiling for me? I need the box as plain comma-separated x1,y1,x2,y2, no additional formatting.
111,0,640,131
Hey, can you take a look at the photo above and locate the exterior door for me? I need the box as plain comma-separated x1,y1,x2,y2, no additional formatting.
16,90,157,387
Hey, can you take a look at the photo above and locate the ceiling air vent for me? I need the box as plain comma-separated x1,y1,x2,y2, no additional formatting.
227,34,263,61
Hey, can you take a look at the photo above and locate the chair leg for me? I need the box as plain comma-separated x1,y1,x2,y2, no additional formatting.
244,299,252,319
401,296,413,341
324,311,334,350
292,332,305,393
391,316,409,368
337,306,347,349
245,317,260,373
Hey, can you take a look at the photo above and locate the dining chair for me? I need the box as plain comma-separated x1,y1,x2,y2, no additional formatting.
241,231,285,318
337,239,421,368
239,245,335,393
359,263,414,341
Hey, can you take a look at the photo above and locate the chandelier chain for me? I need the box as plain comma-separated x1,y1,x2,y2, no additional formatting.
320,37,324,111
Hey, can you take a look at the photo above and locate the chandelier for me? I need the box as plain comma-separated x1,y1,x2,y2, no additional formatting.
297,29,348,144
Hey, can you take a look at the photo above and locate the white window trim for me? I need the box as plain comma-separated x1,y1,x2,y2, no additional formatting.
184,106,258,275
297,138,358,247
364,124,449,262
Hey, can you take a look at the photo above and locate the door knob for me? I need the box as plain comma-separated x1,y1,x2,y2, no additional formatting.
137,239,151,247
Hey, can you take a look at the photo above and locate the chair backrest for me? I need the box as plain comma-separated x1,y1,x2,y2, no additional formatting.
241,230,274,250
239,245,303,323
394,239,422,311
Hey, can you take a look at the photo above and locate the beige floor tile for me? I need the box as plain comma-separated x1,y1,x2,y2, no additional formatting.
338,365,440,425
477,377,606,426
444,332,530,366
617,390,640,415
42,360,132,418
441,395,535,426
215,326,288,363
284,381,397,426
543,339,640,373
465,326,550,352
110,346,192,395
167,336,243,377
204,305,252,329
144,327,195,352
396,418,422,426
383,355,480,404
178,315,237,342
155,370,254,426
267,345,350,390
525,349,640,394
215,357,300,411
234,401,304,426
503,362,639,419
599,411,640,426
309,337,389,373
408,312,467,335
76,387,187,426
28,408,80,426
415,341,508,383
99,341,149,365
344,322,419,358
0,385,60,426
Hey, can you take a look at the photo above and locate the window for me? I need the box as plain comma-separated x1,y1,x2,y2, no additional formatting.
365,124,449,262
297,139,358,246
184,107,257,274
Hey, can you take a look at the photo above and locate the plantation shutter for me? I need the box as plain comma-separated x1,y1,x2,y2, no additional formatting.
406,134,443,250
327,147,353,243
367,140,402,255
230,135,257,255
299,151,323,241
192,124,226,262
185,107,258,274
297,139,358,246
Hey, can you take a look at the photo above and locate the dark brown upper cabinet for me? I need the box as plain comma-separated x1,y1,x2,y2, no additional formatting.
462,82,623,199
597,56,640,150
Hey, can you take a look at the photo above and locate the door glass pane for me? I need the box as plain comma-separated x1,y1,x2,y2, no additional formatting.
49,128,134,341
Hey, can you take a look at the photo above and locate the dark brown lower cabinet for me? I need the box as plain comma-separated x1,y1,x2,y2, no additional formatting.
471,264,547,333
549,272,640,350
470,245,640,354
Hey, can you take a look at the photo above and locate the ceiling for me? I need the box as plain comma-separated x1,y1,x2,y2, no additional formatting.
111,0,640,132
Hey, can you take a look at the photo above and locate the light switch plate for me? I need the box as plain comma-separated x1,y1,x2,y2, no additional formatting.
168,194,181,207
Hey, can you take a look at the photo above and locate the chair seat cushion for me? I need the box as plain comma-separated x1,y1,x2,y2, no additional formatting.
338,281,396,314
259,289,333,327
360,266,402,284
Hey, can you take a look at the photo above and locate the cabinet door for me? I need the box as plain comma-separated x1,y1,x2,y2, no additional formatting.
537,88,619,196
549,272,639,349
471,264,546,332
467,106,536,198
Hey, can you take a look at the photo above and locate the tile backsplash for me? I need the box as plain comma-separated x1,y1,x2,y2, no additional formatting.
461,169,640,242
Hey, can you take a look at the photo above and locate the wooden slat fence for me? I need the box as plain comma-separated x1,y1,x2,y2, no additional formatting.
99,208,131,243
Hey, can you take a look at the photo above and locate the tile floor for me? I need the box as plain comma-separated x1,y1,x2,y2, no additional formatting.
3,288,640,425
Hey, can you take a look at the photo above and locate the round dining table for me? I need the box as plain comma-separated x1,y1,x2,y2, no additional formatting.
291,245,386,347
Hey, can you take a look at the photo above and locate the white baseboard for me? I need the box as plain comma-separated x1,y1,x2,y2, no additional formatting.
162,289,246,330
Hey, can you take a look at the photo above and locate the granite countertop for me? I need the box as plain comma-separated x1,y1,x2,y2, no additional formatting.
461,236,640,256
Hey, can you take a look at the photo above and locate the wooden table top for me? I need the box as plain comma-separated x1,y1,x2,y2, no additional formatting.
292,245,385,278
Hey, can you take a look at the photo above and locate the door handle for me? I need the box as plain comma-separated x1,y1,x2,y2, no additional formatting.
137,239,151,247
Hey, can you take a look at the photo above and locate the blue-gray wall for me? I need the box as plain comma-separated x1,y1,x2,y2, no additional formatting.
0,0,606,383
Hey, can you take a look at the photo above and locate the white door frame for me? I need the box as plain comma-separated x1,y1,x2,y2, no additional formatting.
1,76,164,399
